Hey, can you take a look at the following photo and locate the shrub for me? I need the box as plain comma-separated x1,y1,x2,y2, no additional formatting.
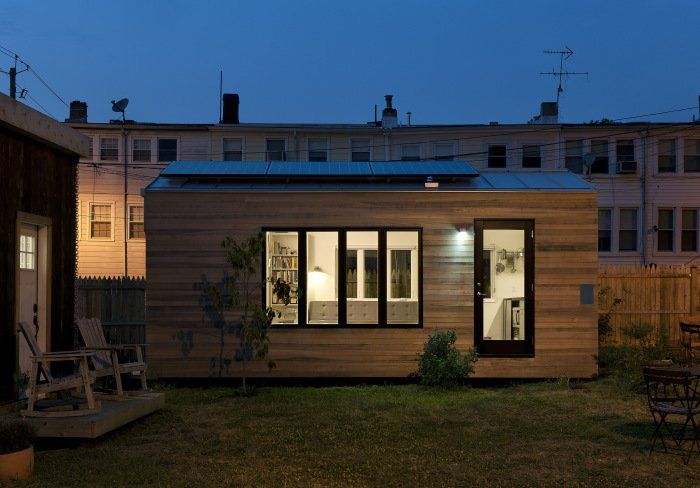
415,330,478,387
0,420,36,455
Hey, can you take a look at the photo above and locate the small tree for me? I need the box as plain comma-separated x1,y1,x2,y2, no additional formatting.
202,232,293,393
415,330,478,388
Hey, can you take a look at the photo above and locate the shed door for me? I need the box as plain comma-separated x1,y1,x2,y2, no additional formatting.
474,220,534,357
18,225,40,376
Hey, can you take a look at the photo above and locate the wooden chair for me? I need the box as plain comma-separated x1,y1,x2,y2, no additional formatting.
680,322,700,367
643,367,700,464
77,318,148,395
17,322,99,417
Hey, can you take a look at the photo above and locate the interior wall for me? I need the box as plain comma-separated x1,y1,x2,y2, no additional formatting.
483,229,525,339
307,232,338,302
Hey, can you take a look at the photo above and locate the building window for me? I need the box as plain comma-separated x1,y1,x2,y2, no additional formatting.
682,209,698,252
434,142,457,161
158,139,178,162
129,205,145,240
100,137,118,161
598,209,612,252
89,203,112,239
616,139,635,163
565,140,583,173
19,234,36,270
684,139,700,172
657,209,674,252
401,143,421,161
308,138,329,162
265,228,421,327
521,145,541,168
350,138,371,162
487,145,507,168
132,139,151,162
223,138,243,161
619,208,638,252
590,140,609,174
266,139,286,161
658,139,676,173
87,137,93,160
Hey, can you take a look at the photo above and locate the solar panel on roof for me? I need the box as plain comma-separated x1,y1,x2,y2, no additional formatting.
161,160,269,176
370,160,478,176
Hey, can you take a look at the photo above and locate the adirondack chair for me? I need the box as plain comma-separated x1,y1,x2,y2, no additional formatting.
77,318,148,395
17,322,99,417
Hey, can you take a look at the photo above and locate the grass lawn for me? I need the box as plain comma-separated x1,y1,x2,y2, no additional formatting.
11,379,698,487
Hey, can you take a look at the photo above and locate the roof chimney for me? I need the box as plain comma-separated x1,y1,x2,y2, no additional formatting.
531,101,558,124
221,93,240,124
381,94,398,129
65,100,88,123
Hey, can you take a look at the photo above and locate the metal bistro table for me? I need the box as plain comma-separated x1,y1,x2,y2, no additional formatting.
680,317,700,367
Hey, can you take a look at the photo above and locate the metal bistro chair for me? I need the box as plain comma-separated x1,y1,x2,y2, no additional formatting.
643,367,700,464
680,322,700,367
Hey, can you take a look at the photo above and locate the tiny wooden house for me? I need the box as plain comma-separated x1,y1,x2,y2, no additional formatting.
145,161,598,379
0,94,88,402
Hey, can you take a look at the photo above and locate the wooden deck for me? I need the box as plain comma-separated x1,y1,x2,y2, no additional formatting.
6,392,164,439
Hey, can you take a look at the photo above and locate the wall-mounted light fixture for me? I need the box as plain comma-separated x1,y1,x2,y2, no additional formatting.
456,224,473,241
425,176,439,188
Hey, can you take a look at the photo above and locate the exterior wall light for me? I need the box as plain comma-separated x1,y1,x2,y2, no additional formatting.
425,176,439,188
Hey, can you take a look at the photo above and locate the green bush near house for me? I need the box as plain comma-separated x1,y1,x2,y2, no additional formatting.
415,329,478,387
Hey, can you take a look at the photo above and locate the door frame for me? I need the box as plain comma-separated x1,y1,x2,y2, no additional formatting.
474,219,535,357
15,212,52,386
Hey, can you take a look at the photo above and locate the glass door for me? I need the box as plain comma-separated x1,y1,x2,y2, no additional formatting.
474,220,534,356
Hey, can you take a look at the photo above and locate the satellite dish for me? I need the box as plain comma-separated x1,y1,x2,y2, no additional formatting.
583,153,596,168
111,98,129,113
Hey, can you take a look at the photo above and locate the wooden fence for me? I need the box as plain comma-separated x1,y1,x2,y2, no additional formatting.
75,277,146,346
598,265,700,345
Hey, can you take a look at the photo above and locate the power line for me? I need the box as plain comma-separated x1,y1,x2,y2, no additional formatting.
0,43,68,107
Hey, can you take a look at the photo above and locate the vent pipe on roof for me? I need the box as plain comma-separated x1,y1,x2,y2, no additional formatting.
381,94,398,129
221,93,240,124
65,100,88,123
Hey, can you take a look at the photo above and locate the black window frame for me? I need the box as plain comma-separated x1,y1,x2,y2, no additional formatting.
474,219,535,358
263,227,423,329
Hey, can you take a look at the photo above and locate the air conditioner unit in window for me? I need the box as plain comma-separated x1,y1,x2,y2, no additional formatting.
616,161,637,174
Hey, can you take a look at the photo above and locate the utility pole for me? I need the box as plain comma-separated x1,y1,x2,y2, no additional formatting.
540,47,588,104
6,55,28,99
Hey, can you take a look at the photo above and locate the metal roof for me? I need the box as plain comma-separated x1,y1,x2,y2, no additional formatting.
161,160,479,178
149,161,595,193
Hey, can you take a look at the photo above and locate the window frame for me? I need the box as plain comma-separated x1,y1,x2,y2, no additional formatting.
521,144,542,168
598,208,613,253
349,137,372,162
433,142,457,161
656,208,675,253
487,144,507,168
684,138,700,173
157,137,178,162
618,208,639,253
564,139,583,174
307,137,330,162
590,139,610,175
657,138,677,174
132,138,152,163
128,204,145,241
681,208,699,253
222,137,244,161
401,143,423,161
100,137,119,161
88,202,114,241
265,137,287,162
263,227,423,329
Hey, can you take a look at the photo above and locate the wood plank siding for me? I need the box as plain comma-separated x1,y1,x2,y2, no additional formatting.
145,190,598,379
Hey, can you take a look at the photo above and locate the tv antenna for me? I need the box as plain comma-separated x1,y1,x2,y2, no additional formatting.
540,46,588,104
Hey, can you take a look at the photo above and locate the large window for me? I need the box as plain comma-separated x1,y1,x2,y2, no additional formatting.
682,209,698,252
521,145,541,168
132,139,151,162
684,139,700,172
308,138,329,162
350,138,371,161
100,137,118,161
658,139,676,173
619,208,638,252
590,139,609,174
487,145,507,168
223,138,243,161
616,140,635,164
598,209,612,252
265,229,421,327
266,139,286,161
89,203,112,239
565,140,583,173
158,138,178,162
